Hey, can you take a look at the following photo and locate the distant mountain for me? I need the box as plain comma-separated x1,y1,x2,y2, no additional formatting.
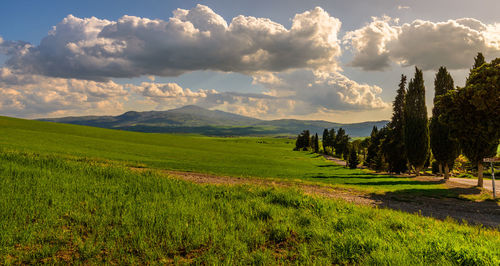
39,105,388,137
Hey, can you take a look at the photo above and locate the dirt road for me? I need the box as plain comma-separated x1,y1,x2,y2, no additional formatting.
323,155,498,193
322,155,346,166
449,177,499,193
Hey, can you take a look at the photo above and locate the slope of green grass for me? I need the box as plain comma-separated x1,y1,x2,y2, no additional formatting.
1,150,499,264
0,116,443,194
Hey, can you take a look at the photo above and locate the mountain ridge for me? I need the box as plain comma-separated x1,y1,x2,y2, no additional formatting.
39,105,388,137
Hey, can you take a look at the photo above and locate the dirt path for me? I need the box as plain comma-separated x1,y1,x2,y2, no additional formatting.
161,170,500,228
449,177,499,193
323,155,499,193
322,155,346,166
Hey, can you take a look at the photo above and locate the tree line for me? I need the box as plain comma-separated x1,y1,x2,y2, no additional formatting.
364,53,499,187
293,53,499,187
294,127,359,169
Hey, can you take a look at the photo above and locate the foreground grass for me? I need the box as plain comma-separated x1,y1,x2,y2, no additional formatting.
1,150,499,264
0,116,447,194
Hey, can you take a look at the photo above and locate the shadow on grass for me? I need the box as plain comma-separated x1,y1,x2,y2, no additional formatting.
309,173,396,179
369,187,500,228
317,164,337,168
313,158,500,227
343,180,445,186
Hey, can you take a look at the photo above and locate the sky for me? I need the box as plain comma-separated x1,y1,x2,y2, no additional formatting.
0,0,499,123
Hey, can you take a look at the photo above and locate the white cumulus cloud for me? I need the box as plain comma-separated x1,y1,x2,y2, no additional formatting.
253,69,389,114
0,5,395,118
344,17,500,71
0,67,128,117
128,80,294,118
4,5,342,80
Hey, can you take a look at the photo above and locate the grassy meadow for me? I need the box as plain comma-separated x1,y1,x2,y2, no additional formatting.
1,116,500,264
0,116,445,194
1,150,499,264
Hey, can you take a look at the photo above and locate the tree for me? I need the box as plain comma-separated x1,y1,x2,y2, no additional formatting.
328,128,336,154
366,126,388,171
322,129,329,153
310,134,315,152
404,67,430,175
294,130,311,151
430,67,459,179
334,128,345,158
314,133,319,153
377,126,390,171
348,148,359,169
439,57,500,187
334,128,349,159
385,75,408,173
366,126,379,168
360,137,370,163
472,52,485,70
351,139,363,156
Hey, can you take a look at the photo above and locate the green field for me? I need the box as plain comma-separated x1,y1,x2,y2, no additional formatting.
1,116,499,264
2,150,499,264
0,116,444,194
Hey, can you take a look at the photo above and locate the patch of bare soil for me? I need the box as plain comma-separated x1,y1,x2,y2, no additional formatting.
158,170,500,228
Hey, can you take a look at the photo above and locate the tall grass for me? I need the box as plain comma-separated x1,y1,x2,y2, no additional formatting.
1,150,499,264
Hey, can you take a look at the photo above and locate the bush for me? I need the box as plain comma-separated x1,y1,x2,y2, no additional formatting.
457,173,474,179
452,154,474,176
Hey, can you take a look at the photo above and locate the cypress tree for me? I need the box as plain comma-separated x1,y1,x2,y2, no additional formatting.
340,134,350,160
314,133,319,153
348,148,359,169
376,127,390,171
303,130,310,151
472,52,485,70
404,67,430,175
322,129,329,153
310,134,316,152
334,128,346,158
294,130,311,151
366,126,379,168
360,138,370,163
351,139,363,157
328,128,336,154
385,75,408,173
430,67,459,179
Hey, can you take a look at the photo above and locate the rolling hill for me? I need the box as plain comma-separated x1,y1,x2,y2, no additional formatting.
40,105,388,137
